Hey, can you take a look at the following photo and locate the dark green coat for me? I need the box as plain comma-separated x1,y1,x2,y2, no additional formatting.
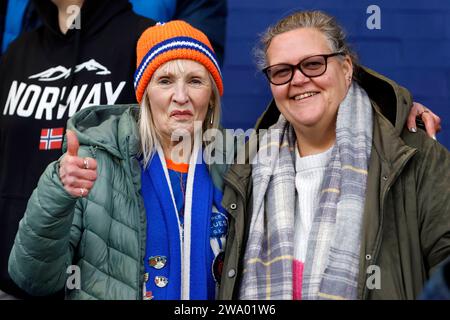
218,67,450,300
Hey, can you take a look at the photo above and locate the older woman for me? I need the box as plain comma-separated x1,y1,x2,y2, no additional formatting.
8,21,229,300
219,11,450,300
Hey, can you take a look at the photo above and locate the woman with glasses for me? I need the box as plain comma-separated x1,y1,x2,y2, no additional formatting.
219,10,450,300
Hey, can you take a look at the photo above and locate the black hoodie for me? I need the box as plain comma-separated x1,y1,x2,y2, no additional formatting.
0,0,154,297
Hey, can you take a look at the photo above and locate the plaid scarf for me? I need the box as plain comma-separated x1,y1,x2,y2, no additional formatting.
239,82,373,300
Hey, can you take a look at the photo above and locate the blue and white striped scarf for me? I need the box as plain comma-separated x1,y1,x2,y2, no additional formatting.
141,141,228,300
239,82,373,300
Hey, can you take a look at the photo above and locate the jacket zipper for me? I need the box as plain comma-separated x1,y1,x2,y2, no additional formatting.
124,137,144,300
362,149,417,299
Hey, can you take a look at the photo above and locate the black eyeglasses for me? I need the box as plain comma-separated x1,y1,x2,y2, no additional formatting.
262,52,345,85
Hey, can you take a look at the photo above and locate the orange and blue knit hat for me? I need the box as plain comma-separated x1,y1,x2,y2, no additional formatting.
134,20,223,104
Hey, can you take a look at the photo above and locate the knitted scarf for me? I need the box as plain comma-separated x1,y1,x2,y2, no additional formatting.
141,140,224,300
239,82,373,300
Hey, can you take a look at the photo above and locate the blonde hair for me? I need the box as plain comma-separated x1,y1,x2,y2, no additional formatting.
254,10,358,72
138,60,221,167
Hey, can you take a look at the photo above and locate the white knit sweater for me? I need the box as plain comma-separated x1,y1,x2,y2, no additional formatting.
294,145,334,262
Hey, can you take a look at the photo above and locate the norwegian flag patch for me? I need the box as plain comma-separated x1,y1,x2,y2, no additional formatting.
39,128,64,150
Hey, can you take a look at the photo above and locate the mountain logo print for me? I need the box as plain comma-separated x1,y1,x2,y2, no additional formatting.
29,59,111,82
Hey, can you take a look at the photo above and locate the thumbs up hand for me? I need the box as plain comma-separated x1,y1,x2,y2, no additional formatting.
59,130,98,198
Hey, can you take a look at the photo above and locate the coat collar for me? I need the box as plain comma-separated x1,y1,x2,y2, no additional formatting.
370,100,417,172
358,66,418,169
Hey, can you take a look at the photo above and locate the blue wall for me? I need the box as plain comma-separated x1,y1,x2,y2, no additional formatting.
222,0,450,149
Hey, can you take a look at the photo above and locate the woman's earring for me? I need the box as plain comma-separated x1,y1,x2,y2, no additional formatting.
209,107,214,125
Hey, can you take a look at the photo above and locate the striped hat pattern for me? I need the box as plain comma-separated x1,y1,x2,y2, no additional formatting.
134,20,223,104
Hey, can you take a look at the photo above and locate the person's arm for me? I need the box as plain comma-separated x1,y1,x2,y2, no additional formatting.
417,139,450,276
174,0,227,66
408,102,442,140
8,160,83,296
8,131,96,296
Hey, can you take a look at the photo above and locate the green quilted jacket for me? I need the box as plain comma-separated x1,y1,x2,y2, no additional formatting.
8,104,229,300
